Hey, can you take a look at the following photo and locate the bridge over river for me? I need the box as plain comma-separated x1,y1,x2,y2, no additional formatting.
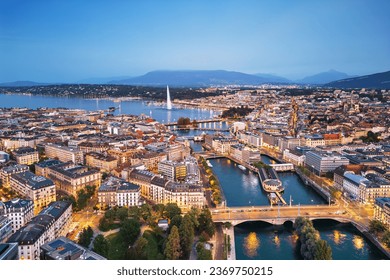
211,205,360,226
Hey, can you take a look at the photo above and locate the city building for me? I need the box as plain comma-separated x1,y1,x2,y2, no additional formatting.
7,201,72,260
0,216,12,242
283,149,306,166
45,144,84,164
85,152,117,172
10,171,56,214
0,198,34,233
40,236,106,260
34,159,62,177
98,176,141,208
305,150,349,176
0,242,18,260
0,151,10,163
116,181,141,207
12,147,39,165
0,164,29,189
38,201,72,238
46,162,101,197
158,160,187,182
8,214,55,260
374,197,390,228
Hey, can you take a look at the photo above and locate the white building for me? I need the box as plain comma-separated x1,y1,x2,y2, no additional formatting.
0,198,34,233
283,149,306,166
98,176,141,208
305,151,349,176
7,201,72,260
44,144,84,164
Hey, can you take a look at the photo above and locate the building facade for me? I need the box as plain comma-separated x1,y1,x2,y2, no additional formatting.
13,147,39,165
10,171,56,214
305,151,349,176
45,144,84,164
0,198,34,233
46,162,101,197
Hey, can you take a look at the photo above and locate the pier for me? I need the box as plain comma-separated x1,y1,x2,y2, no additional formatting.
257,167,286,205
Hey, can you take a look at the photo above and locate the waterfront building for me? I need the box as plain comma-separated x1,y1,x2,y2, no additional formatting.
374,197,390,228
46,162,101,197
85,152,118,172
238,131,262,148
45,144,84,164
338,170,390,203
12,147,39,165
342,172,369,201
40,236,106,260
166,143,190,161
10,171,56,214
0,164,29,189
334,165,370,190
0,198,34,233
305,150,349,176
278,136,301,152
0,242,18,260
158,160,187,182
0,216,12,242
283,149,306,166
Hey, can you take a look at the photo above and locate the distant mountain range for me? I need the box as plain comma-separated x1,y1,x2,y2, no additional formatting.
109,70,279,86
325,70,390,89
77,76,132,84
298,70,354,84
1,69,389,89
0,81,51,87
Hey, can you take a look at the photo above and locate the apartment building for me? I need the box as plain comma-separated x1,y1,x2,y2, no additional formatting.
158,160,187,182
85,152,118,172
374,197,390,228
0,198,34,233
10,171,56,214
46,162,101,197
45,144,83,164
12,147,39,165
305,150,349,176
0,164,29,189
7,201,72,260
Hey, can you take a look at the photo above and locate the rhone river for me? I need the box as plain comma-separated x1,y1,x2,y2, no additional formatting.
210,157,386,260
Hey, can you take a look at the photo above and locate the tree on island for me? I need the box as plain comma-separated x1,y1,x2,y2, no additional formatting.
177,117,191,127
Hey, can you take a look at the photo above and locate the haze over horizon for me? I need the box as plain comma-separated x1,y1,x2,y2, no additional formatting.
1,0,389,83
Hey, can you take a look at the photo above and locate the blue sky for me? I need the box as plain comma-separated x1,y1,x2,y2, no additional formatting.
0,0,389,82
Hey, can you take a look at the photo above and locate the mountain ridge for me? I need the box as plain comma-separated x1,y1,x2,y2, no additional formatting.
325,70,390,89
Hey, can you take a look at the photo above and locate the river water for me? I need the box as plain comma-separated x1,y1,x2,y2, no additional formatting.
210,156,386,260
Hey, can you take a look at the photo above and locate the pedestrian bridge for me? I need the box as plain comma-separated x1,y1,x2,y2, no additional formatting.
269,163,294,171
211,205,353,226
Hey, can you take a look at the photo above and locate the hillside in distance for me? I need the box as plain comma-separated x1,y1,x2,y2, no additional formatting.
326,70,390,89
298,70,353,84
109,70,284,86
0,81,51,87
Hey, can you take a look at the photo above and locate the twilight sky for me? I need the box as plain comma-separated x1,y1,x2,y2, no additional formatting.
0,0,389,83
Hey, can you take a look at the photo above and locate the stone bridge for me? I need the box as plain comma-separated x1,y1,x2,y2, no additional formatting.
211,205,358,226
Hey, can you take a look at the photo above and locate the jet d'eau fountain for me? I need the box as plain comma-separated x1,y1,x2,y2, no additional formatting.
167,85,172,110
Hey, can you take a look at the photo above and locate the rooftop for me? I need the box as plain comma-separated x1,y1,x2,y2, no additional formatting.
11,171,54,190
